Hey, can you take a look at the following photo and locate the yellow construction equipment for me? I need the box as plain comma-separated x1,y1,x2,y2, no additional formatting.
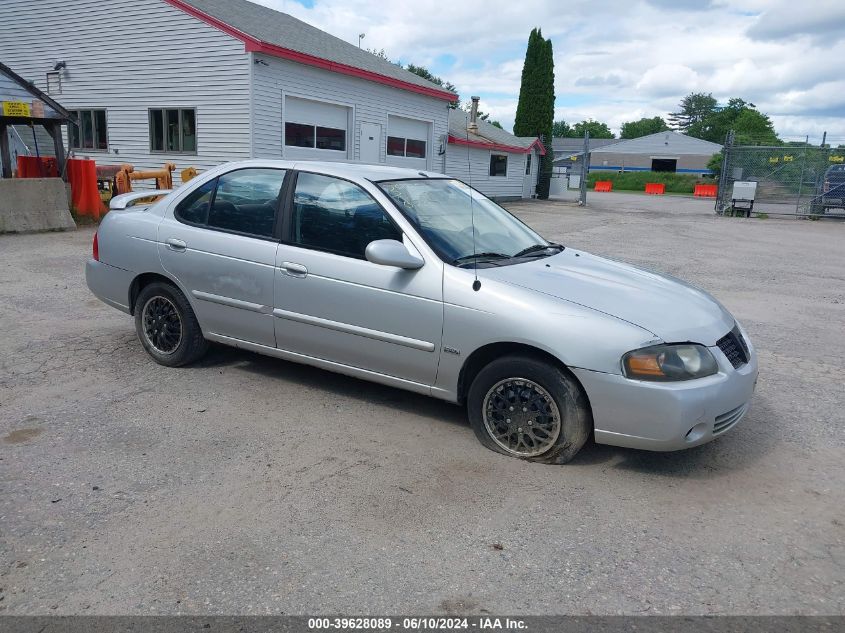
114,162,176,194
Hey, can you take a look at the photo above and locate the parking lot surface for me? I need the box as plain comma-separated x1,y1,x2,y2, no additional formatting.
1,198,843,615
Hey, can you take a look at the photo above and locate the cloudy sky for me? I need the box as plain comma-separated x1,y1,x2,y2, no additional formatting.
256,0,845,143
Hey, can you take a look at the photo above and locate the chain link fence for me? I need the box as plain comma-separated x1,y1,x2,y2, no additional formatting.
716,134,845,217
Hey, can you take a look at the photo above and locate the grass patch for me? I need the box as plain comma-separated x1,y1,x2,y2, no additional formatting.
588,172,711,194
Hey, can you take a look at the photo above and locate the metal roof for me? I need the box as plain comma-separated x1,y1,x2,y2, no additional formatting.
0,61,73,123
552,137,620,153
448,110,542,154
170,0,456,100
591,131,723,155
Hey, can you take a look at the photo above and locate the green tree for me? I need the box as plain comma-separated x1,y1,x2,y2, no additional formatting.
707,152,723,178
404,63,459,108
514,28,555,198
718,101,779,145
620,116,669,139
668,92,718,132
552,120,573,137
573,119,614,139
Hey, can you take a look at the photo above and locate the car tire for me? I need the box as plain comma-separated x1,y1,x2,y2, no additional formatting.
467,355,592,464
134,281,208,367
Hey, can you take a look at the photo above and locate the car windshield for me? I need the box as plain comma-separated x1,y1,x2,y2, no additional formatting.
378,178,557,266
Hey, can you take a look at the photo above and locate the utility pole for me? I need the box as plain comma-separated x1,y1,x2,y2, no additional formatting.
821,131,827,148
716,130,734,215
579,130,589,206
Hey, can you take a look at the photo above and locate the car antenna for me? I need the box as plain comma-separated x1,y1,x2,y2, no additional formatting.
465,110,481,292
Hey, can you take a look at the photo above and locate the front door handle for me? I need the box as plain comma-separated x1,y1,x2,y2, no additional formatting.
280,261,308,278
165,238,187,252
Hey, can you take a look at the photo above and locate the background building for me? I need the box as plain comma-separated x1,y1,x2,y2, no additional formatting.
552,132,722,177
0,0,454,185
590,132,722,175
446,108,544,201
0,0,543,199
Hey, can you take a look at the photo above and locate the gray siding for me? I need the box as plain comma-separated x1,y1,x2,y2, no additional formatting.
0,0,251,185
591,152,714,173
251,53,449,171
446,145,528,200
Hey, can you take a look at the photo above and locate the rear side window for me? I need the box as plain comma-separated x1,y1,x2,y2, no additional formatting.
174,169,286,239
175,179,215,225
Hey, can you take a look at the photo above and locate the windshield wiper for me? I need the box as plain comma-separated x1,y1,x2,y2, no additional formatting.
452,252,511,267
512,242,564,258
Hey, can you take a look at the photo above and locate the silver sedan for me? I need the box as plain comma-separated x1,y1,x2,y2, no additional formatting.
87,160,758,463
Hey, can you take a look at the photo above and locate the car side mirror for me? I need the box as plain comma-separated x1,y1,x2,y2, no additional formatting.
365,239,424,270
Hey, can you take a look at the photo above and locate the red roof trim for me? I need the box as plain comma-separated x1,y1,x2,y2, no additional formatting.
164,0,458,102
448,135,546,156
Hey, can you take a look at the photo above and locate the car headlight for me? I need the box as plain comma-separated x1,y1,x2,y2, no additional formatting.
622,344,718,381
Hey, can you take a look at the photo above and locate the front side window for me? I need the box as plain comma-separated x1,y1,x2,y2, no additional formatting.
285,122,346,151
490,154,508,177
149,108,196,153
174,169,285,238
291,172,401,259
387,136,427,159
380,178,548,266
525,154,532,175
69,109,107,150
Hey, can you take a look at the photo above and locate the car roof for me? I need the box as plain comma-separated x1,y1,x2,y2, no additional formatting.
217,159,447,182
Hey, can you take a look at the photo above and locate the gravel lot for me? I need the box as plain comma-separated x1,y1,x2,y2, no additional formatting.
1,198,843,615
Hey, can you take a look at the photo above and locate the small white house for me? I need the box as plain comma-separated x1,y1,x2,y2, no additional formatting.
0,0,458,185
446,106,545,201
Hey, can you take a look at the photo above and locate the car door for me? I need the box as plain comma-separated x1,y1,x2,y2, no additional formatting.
273,171,443,386
158,168,288,348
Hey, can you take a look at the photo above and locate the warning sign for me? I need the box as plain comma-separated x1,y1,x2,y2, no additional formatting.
2,100,31,117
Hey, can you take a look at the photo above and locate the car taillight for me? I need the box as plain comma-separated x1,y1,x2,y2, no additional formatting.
824,180,830,193
92,231,99,261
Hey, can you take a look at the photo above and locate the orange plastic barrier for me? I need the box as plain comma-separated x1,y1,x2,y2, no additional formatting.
594,180,613,192
16,156,58,178
694,184,718,198
644,182,665,195
66,158,107,220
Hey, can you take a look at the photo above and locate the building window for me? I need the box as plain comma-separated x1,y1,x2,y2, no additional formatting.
525,154,532,175
69,109,108,150
387,136,427,159
490,154,508,177
149,108,196,153
46,72,61,95
285,122,345,151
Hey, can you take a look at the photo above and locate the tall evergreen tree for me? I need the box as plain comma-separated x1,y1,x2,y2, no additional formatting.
514,28,555,198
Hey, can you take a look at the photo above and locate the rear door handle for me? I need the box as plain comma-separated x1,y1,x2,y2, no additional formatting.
165,238,187,252
280,261,308,278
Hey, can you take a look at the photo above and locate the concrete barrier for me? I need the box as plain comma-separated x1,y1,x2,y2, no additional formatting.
0,178,76,233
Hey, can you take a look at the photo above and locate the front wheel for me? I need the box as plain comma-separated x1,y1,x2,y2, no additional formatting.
467,355,592,464
134,281,208,367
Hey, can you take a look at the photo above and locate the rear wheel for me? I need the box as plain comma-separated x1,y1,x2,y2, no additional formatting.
467,355,592,464
134,281,208,367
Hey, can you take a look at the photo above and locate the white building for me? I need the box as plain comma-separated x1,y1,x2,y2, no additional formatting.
446,108,544,201
0,0,454,184
0,0,542,198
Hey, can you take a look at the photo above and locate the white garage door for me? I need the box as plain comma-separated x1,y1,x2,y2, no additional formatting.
284,96,350,159
386,115,430,169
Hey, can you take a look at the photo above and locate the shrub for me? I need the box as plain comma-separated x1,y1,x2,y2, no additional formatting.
587,171,707,194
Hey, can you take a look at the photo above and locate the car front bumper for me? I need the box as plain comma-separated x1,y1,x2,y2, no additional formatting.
572,345,758,452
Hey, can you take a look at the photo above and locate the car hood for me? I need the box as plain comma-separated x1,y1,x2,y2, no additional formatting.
481,249,735,346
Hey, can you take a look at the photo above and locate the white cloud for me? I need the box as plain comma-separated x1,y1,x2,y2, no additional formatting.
252,0,845,141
